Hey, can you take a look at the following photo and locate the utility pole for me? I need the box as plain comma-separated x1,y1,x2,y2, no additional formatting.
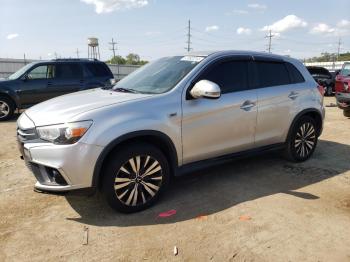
337,37,342,61
265,30,275,53
23,53,27,65
185,19,192,52
109,38,118,61
54,52,58,59
76,48,80,58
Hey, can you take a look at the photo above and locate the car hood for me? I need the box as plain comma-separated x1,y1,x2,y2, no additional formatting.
25,88,151,126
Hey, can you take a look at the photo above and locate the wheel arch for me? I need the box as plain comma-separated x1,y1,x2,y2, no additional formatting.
0,90,19,109
287,108,323,141
92,130,178,189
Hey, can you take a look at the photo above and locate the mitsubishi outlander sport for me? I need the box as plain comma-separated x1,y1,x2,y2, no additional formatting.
17,51,325,213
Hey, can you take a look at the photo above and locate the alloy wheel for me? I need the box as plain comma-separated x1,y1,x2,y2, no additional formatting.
0,101,10,119
294,122,316,158
114,155,163,206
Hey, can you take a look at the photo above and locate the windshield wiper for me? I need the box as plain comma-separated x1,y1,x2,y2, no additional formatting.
113,87,139,93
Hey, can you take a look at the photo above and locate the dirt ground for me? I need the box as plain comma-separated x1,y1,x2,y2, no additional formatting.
0,96,349,262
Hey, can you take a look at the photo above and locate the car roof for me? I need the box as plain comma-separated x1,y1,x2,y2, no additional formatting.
185,50,289,59
30,59,103,65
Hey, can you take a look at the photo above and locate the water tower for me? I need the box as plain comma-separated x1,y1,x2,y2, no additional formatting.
87,37,100,60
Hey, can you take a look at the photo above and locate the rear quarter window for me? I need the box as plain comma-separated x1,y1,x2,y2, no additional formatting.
85,63,112,77
286,63,305,83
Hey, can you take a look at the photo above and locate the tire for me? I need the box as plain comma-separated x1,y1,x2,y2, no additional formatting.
325,86,333,96
284,116,318,162
0,96,15,121
344,109,350,118
102,143,170,213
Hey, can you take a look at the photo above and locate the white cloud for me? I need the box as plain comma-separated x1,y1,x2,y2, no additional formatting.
236,27,252,35
262,15,307,33
310,23,335,34
230,9,248,15
310,20,350,36
337,19,350,28
6,33,19,40
81,0,148,14
248,3,267,10
205,25,219,32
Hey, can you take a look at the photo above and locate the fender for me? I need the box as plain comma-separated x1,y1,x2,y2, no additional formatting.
286,108,323,141
0,87,21,108
91,130,178,188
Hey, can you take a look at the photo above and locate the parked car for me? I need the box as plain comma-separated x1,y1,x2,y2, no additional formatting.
306,66,334,96
0,59,114,121
17,51,325,213
335,62,350,117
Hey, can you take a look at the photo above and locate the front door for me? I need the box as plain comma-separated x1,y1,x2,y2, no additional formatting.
181,58,257,164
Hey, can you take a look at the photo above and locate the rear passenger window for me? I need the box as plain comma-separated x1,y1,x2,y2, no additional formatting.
86,63,111,77
56,64,82,79
256,62,290,87
286,63,305,83
198,61,249,94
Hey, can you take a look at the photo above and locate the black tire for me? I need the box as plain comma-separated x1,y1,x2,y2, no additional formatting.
102,143,170,213
0,96,15,121
325,86,333,96
344,109,350,118
284,116,318,162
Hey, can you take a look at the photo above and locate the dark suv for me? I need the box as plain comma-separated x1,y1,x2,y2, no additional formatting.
306,66,334,96
0,59,114,120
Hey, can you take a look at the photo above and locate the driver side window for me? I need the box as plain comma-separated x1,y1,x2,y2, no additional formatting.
197,60,249,94
27,65,54,80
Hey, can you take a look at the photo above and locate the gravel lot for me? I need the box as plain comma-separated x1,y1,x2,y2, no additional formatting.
0,97,349,262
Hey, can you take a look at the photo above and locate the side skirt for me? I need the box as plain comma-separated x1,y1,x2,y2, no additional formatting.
175,143,285,176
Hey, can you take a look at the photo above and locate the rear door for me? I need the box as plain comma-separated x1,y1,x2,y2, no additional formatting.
181,56,258,164
253,58,305,147
46,62,84,99
17,63,53,105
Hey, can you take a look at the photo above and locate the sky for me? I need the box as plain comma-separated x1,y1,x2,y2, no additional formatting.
0,0,350,61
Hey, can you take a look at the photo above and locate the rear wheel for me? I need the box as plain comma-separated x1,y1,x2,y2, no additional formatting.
102,143,170,213
344,109,350,118
325,86,333,96
285,116,318,162
0,96,15,121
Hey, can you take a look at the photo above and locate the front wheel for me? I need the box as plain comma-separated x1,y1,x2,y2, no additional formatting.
102,143,170,213
285,116,318,162
0,96,15,121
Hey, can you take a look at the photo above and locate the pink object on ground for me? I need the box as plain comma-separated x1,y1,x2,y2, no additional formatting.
158,209,177,218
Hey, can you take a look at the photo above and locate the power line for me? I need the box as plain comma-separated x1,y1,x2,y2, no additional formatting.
185,19,192,52
265,30,275,53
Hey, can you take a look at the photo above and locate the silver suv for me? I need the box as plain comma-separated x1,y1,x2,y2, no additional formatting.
17,51,325,213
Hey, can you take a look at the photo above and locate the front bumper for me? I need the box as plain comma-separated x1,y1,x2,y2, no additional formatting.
18,140,103,192
335,92,350,109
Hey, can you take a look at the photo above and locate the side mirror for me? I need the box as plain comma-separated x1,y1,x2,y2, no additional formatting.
190,80,221,99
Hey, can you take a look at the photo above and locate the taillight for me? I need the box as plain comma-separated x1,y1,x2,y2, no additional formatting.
317,85,325,96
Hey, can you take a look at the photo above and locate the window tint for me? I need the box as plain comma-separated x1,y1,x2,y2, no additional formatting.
255,62,290,87
286,63,305,83
198,60,249,94
86,63,111,77
28,65,47,79
55,63,82,79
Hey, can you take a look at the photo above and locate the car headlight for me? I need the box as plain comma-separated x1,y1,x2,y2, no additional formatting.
37,121,93,144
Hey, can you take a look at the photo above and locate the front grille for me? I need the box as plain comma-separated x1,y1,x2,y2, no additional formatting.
17,128,38,142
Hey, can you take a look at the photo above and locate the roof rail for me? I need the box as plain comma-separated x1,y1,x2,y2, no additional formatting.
51,58,100,62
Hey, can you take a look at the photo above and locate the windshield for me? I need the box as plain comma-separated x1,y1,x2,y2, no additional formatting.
112,56,204,94
340,63,350,76
8,63,35,80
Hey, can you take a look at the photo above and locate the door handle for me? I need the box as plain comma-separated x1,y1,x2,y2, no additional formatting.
240,100,256,111
288,91,299,100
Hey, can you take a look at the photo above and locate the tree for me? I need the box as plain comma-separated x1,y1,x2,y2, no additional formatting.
126,53,140,65
107,55,126,65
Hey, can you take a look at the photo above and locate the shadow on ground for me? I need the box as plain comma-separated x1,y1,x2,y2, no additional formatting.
65,140,350,227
